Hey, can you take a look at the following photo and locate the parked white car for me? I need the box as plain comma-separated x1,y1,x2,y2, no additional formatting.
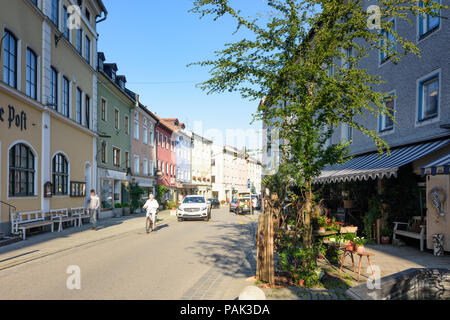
177,196,211,222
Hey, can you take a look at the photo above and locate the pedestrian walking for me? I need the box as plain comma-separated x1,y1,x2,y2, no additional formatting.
87,189,100,230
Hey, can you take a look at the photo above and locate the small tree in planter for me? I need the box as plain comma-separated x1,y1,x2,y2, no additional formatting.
122,202,130,216
381,227,393,245
130,183,145,214
113,203,123,218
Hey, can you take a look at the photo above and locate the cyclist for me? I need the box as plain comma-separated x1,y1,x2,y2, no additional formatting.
143,194,159,232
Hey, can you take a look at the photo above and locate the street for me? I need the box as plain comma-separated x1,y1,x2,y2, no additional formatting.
0,207,258,300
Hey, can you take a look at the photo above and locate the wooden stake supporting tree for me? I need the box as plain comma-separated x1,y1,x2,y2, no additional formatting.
256,195,275,285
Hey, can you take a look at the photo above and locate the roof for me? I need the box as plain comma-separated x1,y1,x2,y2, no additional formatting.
314,139,450,184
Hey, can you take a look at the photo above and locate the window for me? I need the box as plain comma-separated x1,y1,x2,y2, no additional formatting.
61,76,70,117
101,98,106,121
9,143,35,197
3,30,17,88
418,74,439,121
379,97,395,132
161,161,165,174
76,88,82,124
63,6,69,39
114,109,119,129
85,36,91,64
343,47,352,70
156,131,159,145
341,123,352,142
134,112,139,139
143,119,148,144
125,115,129,134
26,49,37,99
113,148,120,167
85,8,91,22
134,155,140,174
165,136,168,149
101,141,106,163
143,158,148,176
380,19,396,63
150,160,154,175
51,0,59,27
50,67,58,110
419,1,440,37
85,95,90,129
149,124,154,146
31,0,38,6
166,163,169,176
52,153,68,195
76,29,82,54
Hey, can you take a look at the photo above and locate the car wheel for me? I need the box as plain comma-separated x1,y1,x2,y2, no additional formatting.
178,218,183,222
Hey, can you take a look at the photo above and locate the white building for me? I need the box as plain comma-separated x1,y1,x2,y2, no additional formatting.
191,133,212,198
211,145,249,202
247,157,262,197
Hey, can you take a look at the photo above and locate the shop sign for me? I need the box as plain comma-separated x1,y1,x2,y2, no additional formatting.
0,105,27,131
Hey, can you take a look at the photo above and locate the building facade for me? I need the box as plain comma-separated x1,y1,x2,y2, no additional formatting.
96,52,134,217
191,133,212,198
128,95,158,198
156,117,176,201
247,157,262,196
211,145,248,202
162,119,194,201
0,0,107,234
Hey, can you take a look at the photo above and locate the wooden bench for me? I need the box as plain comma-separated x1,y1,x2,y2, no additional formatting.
48,209,77,232
71,207,90,227
393,216,426,251
10,211,54,240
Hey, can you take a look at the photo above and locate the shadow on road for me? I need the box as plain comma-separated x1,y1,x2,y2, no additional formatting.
186,220,257,278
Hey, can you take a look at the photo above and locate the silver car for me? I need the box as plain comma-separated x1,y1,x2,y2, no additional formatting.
177,196,211,222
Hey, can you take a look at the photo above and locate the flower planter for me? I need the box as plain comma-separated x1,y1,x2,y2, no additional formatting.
345,241,355,252
113,208,123,218
356,246,365,254
318,227,326,234
381,236,390,245
122,207,130,216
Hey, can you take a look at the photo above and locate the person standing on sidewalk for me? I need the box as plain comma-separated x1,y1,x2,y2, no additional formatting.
87,189,100,230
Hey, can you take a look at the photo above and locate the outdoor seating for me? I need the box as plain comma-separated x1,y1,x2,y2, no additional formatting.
71,207,90,227
48,209,77,232
10,211,54,240
393,216,426,251
339,248,376,281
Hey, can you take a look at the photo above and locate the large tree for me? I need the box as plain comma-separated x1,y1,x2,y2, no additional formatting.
190,0,445,249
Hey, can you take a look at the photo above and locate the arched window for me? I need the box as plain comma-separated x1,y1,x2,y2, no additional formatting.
9,143,35,197
3,30,17,88
53,153,68,195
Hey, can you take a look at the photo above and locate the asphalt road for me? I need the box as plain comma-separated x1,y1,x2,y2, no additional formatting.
0,207,258,300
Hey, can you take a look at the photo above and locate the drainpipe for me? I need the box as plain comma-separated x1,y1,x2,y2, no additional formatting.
96,12,108,24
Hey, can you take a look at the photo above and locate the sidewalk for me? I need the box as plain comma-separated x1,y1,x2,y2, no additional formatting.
0,210,176,271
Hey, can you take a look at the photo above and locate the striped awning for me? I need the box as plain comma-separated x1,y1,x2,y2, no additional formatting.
421,153,450,176
314,139,450,184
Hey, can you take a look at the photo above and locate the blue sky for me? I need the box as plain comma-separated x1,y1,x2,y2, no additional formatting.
97,0,270,150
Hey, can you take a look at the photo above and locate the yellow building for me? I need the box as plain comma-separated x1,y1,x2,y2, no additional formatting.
0,0,107,234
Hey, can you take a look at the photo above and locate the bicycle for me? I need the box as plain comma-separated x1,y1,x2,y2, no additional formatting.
146,210,158,233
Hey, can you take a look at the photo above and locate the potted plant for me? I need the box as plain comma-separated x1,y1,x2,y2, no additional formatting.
353,237,366,254
316,215,327,233
381,227,392,244
113,203,123,217
343,233,356,251
122,202,130,216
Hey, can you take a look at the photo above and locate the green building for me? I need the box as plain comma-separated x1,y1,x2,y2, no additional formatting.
96,52,135,217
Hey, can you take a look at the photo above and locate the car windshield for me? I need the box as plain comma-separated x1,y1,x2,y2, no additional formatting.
183,197,205,204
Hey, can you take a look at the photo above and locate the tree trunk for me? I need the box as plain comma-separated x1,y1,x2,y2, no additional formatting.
303,179,313,249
